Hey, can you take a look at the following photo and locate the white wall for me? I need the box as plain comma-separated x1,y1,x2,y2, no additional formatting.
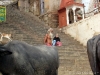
63,13,100,46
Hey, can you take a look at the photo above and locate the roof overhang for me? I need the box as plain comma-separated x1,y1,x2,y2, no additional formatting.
58,2,84,12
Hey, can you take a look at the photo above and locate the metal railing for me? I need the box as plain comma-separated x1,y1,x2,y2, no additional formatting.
85,6,100,18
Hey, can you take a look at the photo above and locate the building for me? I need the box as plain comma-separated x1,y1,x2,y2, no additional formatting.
18,0,61,16
58,0,84,28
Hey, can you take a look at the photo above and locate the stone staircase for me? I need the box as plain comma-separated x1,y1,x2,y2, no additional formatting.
0,4,93,75
0,25,93,75
54,29,93,75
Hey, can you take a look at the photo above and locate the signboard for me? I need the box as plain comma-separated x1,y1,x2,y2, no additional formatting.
0,6,6,22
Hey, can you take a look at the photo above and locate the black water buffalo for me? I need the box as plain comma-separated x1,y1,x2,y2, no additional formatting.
0,40,59,75
87,34,100,75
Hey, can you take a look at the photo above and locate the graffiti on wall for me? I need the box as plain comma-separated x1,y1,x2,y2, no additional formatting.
0,6,6,22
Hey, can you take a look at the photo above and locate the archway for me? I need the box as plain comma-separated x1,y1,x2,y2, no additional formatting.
75,8,82,21
68,9,74,24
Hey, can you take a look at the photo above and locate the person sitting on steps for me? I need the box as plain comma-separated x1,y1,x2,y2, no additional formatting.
52,33,62,46
44,28,53,46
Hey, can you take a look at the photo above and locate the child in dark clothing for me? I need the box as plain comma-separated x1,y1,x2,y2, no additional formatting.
53,34,60,42
52,33,62,46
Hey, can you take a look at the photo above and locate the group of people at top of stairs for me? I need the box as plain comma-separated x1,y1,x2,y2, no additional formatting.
44,28,62,46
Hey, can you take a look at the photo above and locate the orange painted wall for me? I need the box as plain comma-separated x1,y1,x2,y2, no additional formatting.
58,8,67,28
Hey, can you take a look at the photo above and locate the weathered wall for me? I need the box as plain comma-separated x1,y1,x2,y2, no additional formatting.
58,9,67,27
39,11,58,28
74,0,82,3
17,0,61,16
28,0,61,15
18,0,40,16
18,0,29,12
39,0,61,27
49,0,61,11
29,0,40,16
44,0,61,12
44,0,49,12
44,0,82,12
62,13,100,46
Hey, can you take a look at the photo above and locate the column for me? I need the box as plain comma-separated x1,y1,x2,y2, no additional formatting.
66,9,69,25
81,8,85,19
72,7,76,22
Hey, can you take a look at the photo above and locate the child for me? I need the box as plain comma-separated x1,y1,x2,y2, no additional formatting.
52,33,62,46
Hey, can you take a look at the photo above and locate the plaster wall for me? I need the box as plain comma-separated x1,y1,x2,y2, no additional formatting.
74,0,82,3
48,0,61,11
63,13,100,46
44,0,49,12
18,0,29,12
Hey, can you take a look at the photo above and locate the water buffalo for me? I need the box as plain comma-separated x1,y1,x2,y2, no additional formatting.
87,34,100,75
0,40,59,75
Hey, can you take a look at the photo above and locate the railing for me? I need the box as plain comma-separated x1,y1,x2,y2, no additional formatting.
85,7,100,18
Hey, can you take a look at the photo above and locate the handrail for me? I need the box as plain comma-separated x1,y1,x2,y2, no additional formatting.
85,6,100,17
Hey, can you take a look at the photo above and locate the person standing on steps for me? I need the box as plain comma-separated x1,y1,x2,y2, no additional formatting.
44,28,54,46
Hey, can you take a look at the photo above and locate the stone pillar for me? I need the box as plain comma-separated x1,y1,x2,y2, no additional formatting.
72,7,76,22
81,8,85,19
66,9,69,25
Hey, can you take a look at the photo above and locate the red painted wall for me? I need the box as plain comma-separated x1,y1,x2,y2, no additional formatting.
58,8,67,28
